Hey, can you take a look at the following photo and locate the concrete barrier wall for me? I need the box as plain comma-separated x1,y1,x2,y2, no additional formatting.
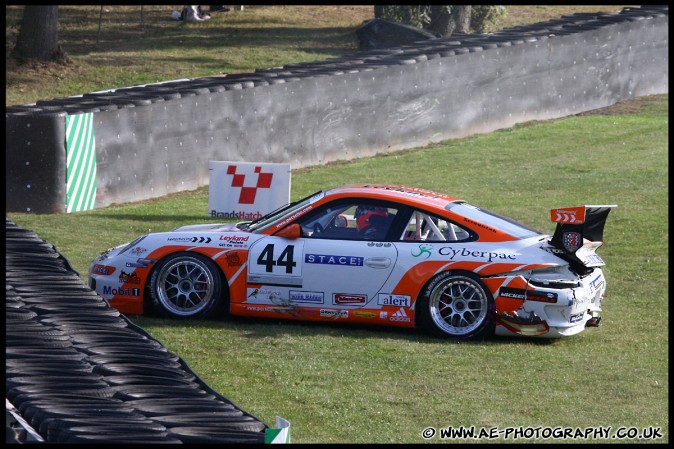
5,6,668,213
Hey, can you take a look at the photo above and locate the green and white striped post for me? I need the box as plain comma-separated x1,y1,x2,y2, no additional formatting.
65,113,97,213
265,417,291,444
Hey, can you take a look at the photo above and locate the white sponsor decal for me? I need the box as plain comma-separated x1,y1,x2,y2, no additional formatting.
320,309,348,319
290,291,324,304
570,312,585,323
305,254,363,266
378,294,411,307
333,293,367,305
390,307,411,322
247,287,283,303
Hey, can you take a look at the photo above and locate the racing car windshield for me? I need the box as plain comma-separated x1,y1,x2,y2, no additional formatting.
445,201,541,239
243,191,324,233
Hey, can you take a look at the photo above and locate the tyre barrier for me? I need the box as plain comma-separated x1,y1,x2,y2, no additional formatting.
5,217,272,444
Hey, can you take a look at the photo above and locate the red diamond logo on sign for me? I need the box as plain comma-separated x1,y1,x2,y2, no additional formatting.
209,161,290,219
227,165,274,204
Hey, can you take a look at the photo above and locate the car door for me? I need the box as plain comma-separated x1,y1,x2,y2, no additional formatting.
295,199,401,309
299,238,398,309
246,235,398,309
247,196,406,307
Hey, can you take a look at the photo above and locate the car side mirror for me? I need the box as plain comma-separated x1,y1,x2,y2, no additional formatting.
274,223,301,239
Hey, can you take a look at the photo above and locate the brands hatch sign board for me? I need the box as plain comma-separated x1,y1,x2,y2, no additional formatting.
208,161,291,220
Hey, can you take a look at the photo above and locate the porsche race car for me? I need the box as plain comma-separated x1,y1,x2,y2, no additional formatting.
89,184,616,339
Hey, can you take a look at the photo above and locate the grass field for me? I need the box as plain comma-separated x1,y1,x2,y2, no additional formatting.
7,94,668,443
5,4,667,444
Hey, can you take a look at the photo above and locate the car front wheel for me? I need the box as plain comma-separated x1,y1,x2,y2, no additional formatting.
149,253,224,319
419,271,494,340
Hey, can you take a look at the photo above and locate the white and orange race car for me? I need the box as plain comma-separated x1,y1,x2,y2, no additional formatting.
89,184,616,339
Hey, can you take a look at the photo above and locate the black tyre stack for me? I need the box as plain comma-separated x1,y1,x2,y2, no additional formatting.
5,217,269,443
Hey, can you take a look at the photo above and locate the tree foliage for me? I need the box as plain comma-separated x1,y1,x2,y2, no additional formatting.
375,5,507,36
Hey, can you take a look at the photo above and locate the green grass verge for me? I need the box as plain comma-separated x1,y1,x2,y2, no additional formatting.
7,94,668,443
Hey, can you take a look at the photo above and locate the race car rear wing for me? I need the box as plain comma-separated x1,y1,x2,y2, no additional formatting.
549,205,617,254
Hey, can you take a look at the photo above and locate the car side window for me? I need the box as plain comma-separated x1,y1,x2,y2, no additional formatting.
400,210,471,242
298,202,398,241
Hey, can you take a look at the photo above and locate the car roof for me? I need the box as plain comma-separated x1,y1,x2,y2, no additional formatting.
324,184,460,210
319,184,540,242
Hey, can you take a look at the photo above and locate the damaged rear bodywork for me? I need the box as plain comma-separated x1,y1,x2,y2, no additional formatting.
494,205,616,338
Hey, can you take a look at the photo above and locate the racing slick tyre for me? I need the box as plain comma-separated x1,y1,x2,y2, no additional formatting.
149,253,225,319
418,271,495,340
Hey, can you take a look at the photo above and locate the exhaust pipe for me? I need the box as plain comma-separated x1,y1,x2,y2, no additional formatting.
586,316,602,327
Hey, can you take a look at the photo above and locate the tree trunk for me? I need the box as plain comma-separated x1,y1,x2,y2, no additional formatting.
12,5,65,62
453,5,472,34
425,5,472,37
374,5,385,19
426,6,453,36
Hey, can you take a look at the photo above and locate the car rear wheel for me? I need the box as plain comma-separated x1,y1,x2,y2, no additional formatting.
419,271,494,340
149,253,224,319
